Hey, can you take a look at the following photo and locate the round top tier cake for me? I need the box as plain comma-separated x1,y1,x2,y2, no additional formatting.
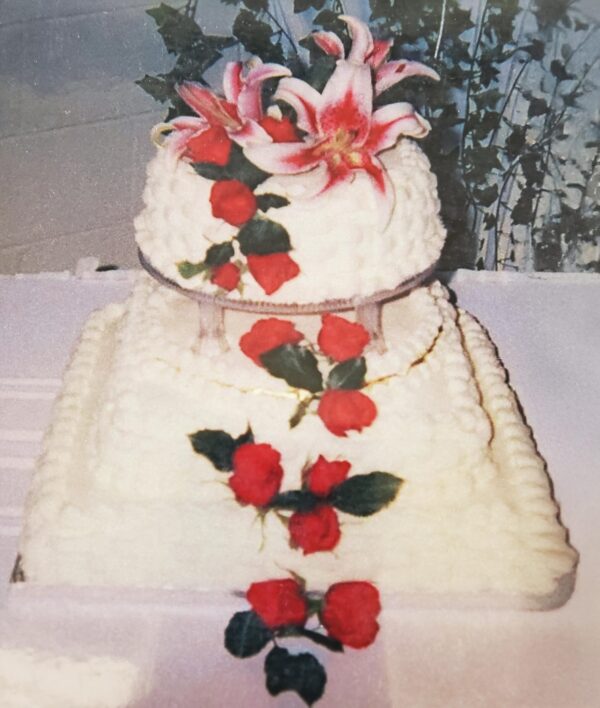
135,16,445,307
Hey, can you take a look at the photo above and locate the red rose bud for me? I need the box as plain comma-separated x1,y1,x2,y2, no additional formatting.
210,180,257,226
306,455,351,497
247,252,300,295
317,389,377,437
239,318,304,367
320,581,381,649
259,115,300,143
185,125,232,166
229,443,283,507
288,505,341,555
317,313,370,362
246,578,308,629
210,262,240,291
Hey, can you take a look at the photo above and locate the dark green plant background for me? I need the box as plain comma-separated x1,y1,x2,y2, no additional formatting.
139,0,600,272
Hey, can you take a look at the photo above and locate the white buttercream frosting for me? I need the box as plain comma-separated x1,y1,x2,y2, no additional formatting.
19,276,576,605
134,139,446,303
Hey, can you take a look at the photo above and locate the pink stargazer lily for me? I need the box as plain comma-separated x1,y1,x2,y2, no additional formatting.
243,16,437,225
155,59,291,156
312,15,440,95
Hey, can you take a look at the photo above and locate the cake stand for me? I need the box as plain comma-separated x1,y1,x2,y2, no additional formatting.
138,249,438,353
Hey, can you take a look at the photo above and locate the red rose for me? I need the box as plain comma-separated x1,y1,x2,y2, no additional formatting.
317,313,370,362
210,262,240,291
229,443,283,506
259,115,300,143
239,318,304,367
210,180,257,226
288,505,341,555
246,578,308,629
320,582,381,648
185,125,232,166
317,389,377,437
306,455,351,497
247,253,300,295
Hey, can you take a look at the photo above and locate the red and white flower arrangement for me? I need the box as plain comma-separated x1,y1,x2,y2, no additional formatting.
154,15,438,296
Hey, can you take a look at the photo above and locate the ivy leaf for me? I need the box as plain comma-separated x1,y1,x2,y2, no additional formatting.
550,60,573,82
473,184,499,208
135,74,172,103
147,4,204,54
511,189,535,225
237,218,292,255
256,194,290,212
302,55,337,92
528,97,548,118
233,10,284,63
294,0,327,12
260,345,324,393
177,260,207,279
225,611,273,658
243,0,268,10
264,646,327,706
326,357,366,390
188,428,249,471
269,490,318,512
204,242,234,268
330,472,403,516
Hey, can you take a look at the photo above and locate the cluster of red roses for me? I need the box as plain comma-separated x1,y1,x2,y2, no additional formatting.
246,577,382,649
179,115,301,296
239,313,377,436
230,445,351,554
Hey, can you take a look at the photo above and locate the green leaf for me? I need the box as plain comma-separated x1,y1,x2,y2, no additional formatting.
192,162,228,181
177,260,207,279
188,428,247,471
294,0,327,12
135,74,171,103
326,357,366,390
264,646,327,706
225,610,273,658
233,10,284,63
528,97,548,118
256,194,291,212
243,0,268,10
550,60,573,82
237,218,292,255
330,472,403,516
260,345,323,393
147,4,203,54
204,242,234,268
227,144,270,189
473,184,499,208
269,490,318,512
302,55,337,92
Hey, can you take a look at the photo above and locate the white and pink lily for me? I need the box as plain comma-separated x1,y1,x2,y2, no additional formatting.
153,58,291,156
311,15,440,95
243,16,439,225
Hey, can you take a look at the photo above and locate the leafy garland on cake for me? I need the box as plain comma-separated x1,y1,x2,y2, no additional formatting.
147,8,437,297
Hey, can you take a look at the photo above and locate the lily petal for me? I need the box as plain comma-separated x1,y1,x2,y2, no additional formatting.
176,82,240,130
361,154,395,229
375,60,440,96
368,39,393,69
237,62,292,121
318,62,373,146
274,77,322,134
366,103,430,153
244,141,322,174
223,62,243,104
340,15,374,65
168,116,208,132
230,120,272,148
312,31,345,58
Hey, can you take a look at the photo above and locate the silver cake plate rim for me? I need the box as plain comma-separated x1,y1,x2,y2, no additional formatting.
138,249,438,315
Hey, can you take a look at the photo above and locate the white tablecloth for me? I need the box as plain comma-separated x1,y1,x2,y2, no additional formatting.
0,269,599,707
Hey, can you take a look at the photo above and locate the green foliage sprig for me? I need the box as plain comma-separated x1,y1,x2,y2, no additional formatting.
139,0,600,272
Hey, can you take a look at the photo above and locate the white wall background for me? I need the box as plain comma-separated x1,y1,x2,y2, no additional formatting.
0,0,598,274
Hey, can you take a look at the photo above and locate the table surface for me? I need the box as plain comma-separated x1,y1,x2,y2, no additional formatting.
0,268,599,707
